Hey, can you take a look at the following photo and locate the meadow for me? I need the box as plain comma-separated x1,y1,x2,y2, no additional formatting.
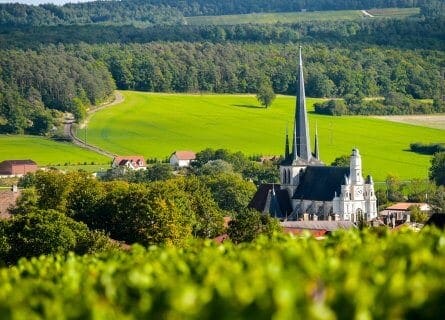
0,135,109,166
186,7,419,25
83,91,444,181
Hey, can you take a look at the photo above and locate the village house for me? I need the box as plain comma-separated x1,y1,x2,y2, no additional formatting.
380,202,432,225
0,159,38,177
112,156,146,171
170,150,196,168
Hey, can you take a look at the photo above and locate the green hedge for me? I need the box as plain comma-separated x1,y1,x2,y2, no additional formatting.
1,228,445,319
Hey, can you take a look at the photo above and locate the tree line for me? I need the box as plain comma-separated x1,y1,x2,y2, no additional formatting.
0,0,436,27
1,17,443,50
0,42,442,135
0,48,115,134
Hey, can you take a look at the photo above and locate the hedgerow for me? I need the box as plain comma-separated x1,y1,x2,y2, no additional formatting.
1,228,445,319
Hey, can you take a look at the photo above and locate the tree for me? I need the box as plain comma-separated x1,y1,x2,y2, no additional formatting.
331,154,350,167
256,81,276,108
4,210,106,263
429,152,445,186
409,205,429,223
201,173,257,212
227,209,281,244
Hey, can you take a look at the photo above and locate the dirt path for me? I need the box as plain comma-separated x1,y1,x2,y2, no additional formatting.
361,10,374,17
67,91,124,158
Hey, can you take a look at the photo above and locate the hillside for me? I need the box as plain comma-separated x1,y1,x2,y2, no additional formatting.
81,91,444,181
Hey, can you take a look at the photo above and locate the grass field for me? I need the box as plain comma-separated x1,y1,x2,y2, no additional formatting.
0,135,110,166
186,7,419,25
82,91,444,181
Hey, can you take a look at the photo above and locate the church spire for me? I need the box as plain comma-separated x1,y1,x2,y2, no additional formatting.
314,122,319,160
292,46,311,162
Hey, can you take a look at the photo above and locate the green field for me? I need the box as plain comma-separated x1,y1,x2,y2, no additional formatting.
82,91,444,181
0,135,109,166
186,7,419,25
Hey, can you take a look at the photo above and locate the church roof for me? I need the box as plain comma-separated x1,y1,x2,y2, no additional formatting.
293,166,350,201
248,184,292,219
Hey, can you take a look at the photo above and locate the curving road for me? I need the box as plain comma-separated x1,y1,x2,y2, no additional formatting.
66,91,124,158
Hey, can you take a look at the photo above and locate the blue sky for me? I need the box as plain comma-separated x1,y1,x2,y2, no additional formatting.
0,0,95,4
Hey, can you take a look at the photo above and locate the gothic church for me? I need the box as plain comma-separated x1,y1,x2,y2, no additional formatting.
249,47,377,222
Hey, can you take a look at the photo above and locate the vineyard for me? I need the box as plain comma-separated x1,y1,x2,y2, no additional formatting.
1,228,445,319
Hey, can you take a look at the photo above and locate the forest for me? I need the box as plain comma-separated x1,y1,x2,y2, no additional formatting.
0,0,443,135
0,0,438,26
0,41,443,134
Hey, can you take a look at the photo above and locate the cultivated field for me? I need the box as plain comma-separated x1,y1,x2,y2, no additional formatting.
0,135,109,166
186,7,419,25
374,114,445,130
82,91,444,181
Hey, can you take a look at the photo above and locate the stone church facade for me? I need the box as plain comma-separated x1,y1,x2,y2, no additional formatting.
249,47,377,222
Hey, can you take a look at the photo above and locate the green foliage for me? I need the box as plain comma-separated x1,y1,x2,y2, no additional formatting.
314,95,442,116
331,154,350,167
256,80,276,108
227,209,281,243
409,205,429,223
410,142,445,155
1,209,112,264
429,152,445,186
201,173,257,212
200,159,234,176
2,229,445,318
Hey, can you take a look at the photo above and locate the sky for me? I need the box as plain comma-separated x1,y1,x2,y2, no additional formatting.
0,0,96,5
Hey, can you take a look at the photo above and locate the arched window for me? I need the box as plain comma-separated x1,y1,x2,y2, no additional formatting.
287,170,291,184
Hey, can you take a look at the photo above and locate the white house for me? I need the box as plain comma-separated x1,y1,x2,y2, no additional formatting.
380,202,432,224
170,151,196,168
112,156,146,171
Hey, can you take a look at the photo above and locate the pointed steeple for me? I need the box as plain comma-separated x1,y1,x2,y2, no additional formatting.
314,122,319,160
292,46,311,162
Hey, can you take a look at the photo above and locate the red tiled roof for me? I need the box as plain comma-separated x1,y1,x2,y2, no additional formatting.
173,151,196,160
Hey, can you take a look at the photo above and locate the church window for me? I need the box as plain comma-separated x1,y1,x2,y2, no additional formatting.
287,170,291,184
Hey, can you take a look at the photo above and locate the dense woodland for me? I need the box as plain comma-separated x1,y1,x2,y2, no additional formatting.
0,0,443,135
0,41,442,134
0,0,441,27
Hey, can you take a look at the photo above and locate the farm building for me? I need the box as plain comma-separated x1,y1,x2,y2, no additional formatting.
170,151,196,168
0,159,38,176
112,156,146,171
249,47,377,222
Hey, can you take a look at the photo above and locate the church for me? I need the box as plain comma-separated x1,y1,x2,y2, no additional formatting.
249,47,377,222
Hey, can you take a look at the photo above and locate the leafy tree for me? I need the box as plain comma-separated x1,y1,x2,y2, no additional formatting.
201,173,257,212
200,159,234,176
256,80,276,108
331,154,350,167
227,208,281,244
4,210,107,263
409,205,429,223
429,152,445,186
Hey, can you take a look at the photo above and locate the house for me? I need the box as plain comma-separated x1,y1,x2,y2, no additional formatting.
170,151,196,168
112,156,146,171
249,47,377,222
0,159,38,176
0,185,20,219
380,202,432,225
